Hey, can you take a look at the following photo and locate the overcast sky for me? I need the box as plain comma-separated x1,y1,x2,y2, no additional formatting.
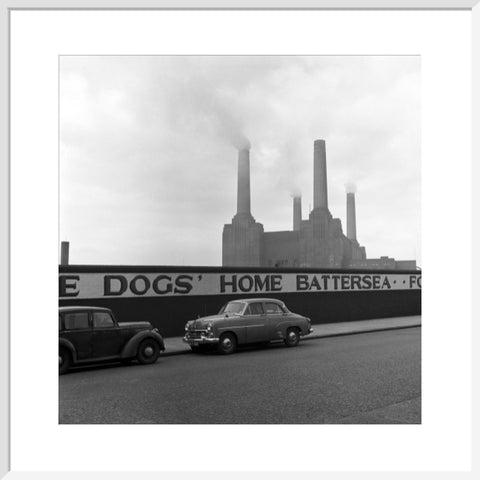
59,55,420,267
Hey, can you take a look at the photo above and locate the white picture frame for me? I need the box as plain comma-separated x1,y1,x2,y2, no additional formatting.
2,0,479,478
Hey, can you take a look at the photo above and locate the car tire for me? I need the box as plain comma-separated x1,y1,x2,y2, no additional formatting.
136,338,160,364
59,347,72,375
217,333,236,355
284,327,300,347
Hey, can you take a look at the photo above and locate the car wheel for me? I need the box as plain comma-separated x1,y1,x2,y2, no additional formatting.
136,339,160,365
284,327,300,347
217,333,236,355
59,347,71,375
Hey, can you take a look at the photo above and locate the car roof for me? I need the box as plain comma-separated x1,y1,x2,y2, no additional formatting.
59,306,112,313
228,298,285,304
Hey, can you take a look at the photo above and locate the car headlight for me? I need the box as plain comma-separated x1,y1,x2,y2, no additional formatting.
206,323,213,332
185,324,189,331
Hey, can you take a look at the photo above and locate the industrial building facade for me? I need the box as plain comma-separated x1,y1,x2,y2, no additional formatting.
222,139,416,270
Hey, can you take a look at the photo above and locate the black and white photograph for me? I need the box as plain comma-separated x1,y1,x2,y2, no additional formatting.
58,55,421,424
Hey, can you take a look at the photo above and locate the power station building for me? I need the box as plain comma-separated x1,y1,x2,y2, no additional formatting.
222,139,416,270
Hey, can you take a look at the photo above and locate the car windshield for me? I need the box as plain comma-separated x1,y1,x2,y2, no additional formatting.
219,302,245,315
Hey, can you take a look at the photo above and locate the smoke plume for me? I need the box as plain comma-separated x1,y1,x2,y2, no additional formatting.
164,62,251,151
345,182,357,194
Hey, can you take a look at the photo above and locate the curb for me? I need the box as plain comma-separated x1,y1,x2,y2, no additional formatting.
303,323,421,341
161,323,421,357
161,348,192,357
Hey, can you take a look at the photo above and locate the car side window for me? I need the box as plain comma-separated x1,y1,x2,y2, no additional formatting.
93,312,115,328
64,312,89,330
264,302,283,314
249,303,264,315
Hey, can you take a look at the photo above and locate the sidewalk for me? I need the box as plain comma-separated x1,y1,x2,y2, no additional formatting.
161,315,421,356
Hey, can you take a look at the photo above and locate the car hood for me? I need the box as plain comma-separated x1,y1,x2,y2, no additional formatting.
118,321,152,330
187,315,230,329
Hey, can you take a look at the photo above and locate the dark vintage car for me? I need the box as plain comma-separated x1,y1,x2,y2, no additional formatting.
59,306,165,374
183,298,313,354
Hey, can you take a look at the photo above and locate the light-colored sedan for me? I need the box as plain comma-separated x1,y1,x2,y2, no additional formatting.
183,298,313,354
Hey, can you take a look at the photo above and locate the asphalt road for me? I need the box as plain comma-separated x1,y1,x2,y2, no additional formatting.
59,327,421,424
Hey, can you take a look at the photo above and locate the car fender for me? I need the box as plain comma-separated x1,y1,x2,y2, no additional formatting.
293,321,309,335
121,330,165,359
59,337,77,363
215,319,246,344
274,320,304,337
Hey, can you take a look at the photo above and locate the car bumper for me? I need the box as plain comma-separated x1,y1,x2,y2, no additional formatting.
302,327,314,336
183,335,220,345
